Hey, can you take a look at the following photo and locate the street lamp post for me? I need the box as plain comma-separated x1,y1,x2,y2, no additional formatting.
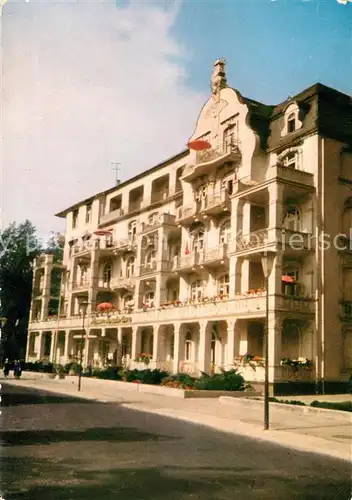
78,300,89,392
260,251,276,431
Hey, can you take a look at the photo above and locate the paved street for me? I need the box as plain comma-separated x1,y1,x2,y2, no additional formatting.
1,384,351,499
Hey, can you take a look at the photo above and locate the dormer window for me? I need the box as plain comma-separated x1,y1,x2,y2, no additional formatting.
287,113,296,133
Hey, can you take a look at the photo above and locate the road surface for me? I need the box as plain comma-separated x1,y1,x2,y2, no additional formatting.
1,383,351,499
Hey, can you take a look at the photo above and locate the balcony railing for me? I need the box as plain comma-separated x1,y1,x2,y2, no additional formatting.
100,208,125,225
172,252,202,271
201,189,230,212
110,276,136,290
201,244,228,264
140,213,176,234
267,164,314,188
176,204,198,223
140,261,157,275
195,142,241,166
230,229,268,253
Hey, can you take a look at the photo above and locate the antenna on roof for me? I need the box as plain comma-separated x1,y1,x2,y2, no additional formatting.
111,161,121,186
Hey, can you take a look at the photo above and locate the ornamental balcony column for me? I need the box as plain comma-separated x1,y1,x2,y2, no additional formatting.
225,319,239,369
152,325,164,363
49,331,57,363
268,314,283,383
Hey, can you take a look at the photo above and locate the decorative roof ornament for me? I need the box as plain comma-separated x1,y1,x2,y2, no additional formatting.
211,58,227,101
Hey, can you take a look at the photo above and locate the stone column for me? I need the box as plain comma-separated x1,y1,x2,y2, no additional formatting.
131,326,141,362
268,251,283,311
225,320,239,369
37,332,44,359
197,321,212,374
63,330,70,364
155,274,168,308
172,323,184,374
241,259,250,294
83,335,91,367
25,331,33,361
268,314,283,382
117,327,123,365
268,182,284,244
88,250,100,314
152,325,163,364
229,256,241,296
49,331,56,363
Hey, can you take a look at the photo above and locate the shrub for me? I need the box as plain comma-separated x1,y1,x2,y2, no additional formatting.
122,368,170,385
64,362,80,375
269,397,306,406
161,374,197,389
194,369,246,391
94,366,122,380
310,400,352,412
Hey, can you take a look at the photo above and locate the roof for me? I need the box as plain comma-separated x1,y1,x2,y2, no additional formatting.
55,148,189,218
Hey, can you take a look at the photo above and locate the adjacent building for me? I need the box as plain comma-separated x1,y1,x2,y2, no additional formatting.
26,60,352,394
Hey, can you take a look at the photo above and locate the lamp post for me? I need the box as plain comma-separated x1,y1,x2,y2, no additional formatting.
77,300,89,392
260,251,276,431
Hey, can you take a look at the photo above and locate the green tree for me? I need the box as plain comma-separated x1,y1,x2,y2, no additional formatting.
0,220,41,361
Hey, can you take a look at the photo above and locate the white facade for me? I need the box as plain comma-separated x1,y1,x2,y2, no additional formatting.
26,60,352,394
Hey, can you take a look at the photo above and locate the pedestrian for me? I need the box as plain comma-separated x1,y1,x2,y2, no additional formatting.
14,360,22,379
3,358,10,378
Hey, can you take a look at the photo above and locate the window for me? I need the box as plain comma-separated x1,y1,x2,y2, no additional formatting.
144,291,155,308
282,269,299,296
86,203,92,224
103,263,112,285
124,294,134,309
218,274,229,296
191,280,204,301
223,124,236,152
148,212,159,225
128,220,137,242
221,177,234,196
287,113,296,133
195,185,207,206
126,257,135,278
185,332,192,361
80,265,88,286
283,151,297,169
219,220,231,244
72,209,78,229
192,228,204,252
146,250,157,270
283,206,301,232
211,333,216,364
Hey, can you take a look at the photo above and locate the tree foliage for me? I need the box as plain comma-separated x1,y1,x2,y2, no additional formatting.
0,221,41,360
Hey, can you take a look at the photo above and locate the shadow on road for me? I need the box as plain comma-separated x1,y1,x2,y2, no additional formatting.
2,426,176,447
1,389,95,407
2,457,351,500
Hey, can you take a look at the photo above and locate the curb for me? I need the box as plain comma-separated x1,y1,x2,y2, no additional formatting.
219,396,352,423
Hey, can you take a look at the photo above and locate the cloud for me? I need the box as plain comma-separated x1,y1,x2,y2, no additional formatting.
1,0,206,237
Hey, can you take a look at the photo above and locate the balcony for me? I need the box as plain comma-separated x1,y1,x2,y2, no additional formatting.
132,295,266,325
172,253,202,273
267,164,314,189
140,213,176,234
73,239,100,256
229,229,268,255
175,203,199,225
200,244,228,267
276,295,315,315
200,190,230,216
140,261,157,276
111,238,137,254
110,276,136,291
100,208,125,226
29,313,132,331
182,143,241,182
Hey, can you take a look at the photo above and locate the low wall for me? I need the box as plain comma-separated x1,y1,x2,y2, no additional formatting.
219,396,351,422
19,371,260,399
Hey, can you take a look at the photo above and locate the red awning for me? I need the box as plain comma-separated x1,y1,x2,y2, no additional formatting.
187,139,212,151
282,275,295,283
94,230,112,236
97,302,115,311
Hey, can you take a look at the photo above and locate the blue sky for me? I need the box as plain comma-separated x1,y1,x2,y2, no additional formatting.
1,0,351,239
175,0,351,102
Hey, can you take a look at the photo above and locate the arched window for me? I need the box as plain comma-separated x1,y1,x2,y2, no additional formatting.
282,151,297,169
103,263,112,285
342,198,352,235
191,280,203,301
191,226,204,252
128,220,137,242
126,256,135,278
218,274,229,296
145,250,157,270
147,212,159,225
287,113,296,133
80,265,88,285
283,206,301,231
185,332,192,361
219,219,231,244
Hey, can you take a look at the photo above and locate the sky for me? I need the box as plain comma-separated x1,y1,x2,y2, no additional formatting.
1,0,351,241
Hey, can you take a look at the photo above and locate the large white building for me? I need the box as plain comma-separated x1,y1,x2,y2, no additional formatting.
26,60,352,394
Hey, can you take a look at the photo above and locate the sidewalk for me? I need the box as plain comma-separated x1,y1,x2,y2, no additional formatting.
3,375,351,463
